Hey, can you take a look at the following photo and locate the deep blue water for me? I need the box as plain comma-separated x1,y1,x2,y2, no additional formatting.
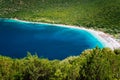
0,18,104,60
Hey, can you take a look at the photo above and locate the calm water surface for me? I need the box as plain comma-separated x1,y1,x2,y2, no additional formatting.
0,19,104,60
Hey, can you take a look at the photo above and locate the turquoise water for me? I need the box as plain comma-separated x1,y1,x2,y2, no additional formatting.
0,18,104,60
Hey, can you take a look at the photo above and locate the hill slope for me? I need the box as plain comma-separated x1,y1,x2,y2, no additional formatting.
0,0,120,36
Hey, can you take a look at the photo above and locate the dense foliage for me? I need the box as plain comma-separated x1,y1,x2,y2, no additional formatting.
0,0,120,37
0,47,120,80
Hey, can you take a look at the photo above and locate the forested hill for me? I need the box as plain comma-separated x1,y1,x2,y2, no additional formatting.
0,0,120,36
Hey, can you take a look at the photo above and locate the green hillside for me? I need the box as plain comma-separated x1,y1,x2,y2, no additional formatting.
0,0,120,36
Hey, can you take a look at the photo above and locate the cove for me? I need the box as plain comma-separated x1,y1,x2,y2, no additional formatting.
0,18,104,60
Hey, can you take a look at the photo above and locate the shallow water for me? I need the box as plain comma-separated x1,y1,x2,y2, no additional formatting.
0,19,104,60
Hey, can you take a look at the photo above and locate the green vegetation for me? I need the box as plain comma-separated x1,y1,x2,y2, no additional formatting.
0,0,120,36
0,0,120,79
0,47,120,80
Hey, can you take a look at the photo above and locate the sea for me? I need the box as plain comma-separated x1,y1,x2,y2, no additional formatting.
0,18,104,60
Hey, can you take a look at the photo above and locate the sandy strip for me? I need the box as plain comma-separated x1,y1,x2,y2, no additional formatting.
12,18,120,49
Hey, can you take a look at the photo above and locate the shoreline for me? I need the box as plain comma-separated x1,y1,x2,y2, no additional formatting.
51,24,120,49
2,18,120,49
